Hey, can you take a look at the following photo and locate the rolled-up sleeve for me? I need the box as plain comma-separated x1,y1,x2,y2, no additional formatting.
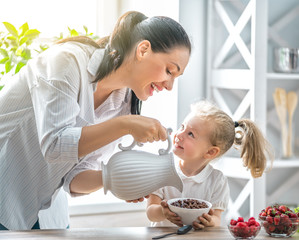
63,152,101,196
63,138,121,196
28,48,84,164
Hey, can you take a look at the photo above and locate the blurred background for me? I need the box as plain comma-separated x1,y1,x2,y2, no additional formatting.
1,0,298,228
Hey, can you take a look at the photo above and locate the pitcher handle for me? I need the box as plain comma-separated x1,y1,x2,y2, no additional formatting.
158,128,172,155
118,128,172,154
118,140,143,151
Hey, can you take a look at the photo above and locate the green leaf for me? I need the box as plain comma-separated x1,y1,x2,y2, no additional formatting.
10,47,17,53
19,36,28,46
21,48,31,60
83,25,88,34
16,46,24,56
0,85,3,91
0,57,9,64
7,36,17,41
5,59,13,73
24,29,40,39
70,29,79,36
58,32,64,39
39,44,49,51
19,22,29,37
7,37,18,47
15,61,26,73
26,39,33,46
3,22,18,38
0,48,8,58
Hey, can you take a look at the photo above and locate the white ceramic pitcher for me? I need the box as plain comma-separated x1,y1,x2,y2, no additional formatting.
101,128,183,200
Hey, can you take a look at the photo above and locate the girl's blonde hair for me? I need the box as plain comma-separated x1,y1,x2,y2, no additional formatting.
190,100,273,178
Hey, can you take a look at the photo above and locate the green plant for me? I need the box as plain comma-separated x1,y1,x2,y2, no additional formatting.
0,22,43,81
0,23,98,90
56,25,99,40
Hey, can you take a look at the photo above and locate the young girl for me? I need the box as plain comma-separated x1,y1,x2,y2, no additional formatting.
146,100,273,229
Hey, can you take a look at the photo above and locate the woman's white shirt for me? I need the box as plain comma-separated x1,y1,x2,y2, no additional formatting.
0,42,131,230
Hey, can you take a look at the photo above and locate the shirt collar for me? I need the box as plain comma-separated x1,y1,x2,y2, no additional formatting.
94,88,131,114
87,48,105,78
88,48,131,111
177,161,214,184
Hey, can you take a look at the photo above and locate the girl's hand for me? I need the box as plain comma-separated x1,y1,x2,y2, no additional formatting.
124,115,167,143
126,195,149,203
161,201,183,227
193,208,215,230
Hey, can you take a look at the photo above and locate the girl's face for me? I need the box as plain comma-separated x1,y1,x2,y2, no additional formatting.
129,41,190,101
173,114,217,165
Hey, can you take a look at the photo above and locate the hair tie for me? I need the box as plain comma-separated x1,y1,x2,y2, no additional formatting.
234,121,239,128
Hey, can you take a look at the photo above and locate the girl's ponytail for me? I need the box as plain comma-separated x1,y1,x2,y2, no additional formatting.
234,119,273,178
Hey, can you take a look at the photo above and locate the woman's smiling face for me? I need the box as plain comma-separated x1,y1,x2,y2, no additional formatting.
129,41,190,101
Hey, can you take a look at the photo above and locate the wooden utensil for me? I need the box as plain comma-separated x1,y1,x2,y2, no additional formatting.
273,88,288,157
286,91,298,157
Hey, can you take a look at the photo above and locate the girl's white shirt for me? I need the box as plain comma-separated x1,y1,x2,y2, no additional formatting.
150,159,230,227
0,42,131,230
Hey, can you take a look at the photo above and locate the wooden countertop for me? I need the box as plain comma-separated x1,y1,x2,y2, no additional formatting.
0,226,298,239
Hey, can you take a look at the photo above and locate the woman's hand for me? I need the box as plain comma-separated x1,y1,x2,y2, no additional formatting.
124,115,167,143
126,195,149,203
78,115,167,158
161,201,183,227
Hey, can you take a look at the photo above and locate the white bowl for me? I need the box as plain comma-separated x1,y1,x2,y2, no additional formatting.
167,198,212,225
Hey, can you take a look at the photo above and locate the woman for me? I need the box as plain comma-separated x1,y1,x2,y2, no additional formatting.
0,11,191,230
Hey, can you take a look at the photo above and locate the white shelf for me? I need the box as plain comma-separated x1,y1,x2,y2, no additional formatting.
207,0,299,218
213,158,299,178
271,159,299,168
267,73,299,80
212,157,252,179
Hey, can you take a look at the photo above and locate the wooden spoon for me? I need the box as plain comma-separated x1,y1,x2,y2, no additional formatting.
286,91,298,157
273,88,288,157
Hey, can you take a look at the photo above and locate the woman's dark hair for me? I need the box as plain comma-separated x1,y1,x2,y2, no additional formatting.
56,11,191,115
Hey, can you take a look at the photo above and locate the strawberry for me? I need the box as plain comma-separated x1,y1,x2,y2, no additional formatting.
265,206,271,212
248,219,256,226
236,222,247,228
268,225,276,232
267,208,273,216
280,214,289,224
230,219,237,225
288,213,297,219
248,217,255,222
260,212,267,218
277,224,284,231
276,211,282,216
266,215,273,224
274,216,280,225
237,217,244,222
279,205,287,213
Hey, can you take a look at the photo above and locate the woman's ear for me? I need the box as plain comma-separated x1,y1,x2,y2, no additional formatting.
136,40,151,60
